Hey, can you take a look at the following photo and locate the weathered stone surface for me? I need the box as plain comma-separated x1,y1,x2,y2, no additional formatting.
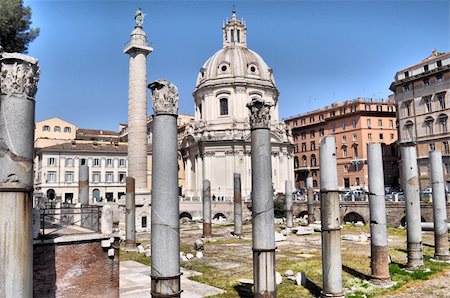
137,245,145,253
196,251,203,259
296,272,306,286
275,272,283,285
33,238,119,297
284,270,294,277
275,232,287,242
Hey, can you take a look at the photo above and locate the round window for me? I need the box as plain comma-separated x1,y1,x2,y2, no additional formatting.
221,65,227,72
250,66,256,73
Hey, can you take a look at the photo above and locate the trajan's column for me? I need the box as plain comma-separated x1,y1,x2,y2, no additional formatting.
124,9,153,210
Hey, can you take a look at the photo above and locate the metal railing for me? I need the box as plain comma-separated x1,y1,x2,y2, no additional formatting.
40,205,101,238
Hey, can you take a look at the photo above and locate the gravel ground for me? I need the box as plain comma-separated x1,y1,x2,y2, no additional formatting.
381,269,450,298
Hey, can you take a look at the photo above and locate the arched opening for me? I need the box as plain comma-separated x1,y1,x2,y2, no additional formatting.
343,212,365,224
294,156,299,168
46,189,56,200
213,213,227,220
92,189,100,203
179,212,192,220
310,154,317,167
297,211,308,220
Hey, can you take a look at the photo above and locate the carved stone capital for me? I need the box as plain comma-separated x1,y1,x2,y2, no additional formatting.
149,80,179,115
0,53,40,99
246,99,273,129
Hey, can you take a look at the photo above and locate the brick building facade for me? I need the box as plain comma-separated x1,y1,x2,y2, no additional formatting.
285,97,399,191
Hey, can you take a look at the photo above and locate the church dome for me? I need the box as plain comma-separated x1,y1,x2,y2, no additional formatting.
195,11,276,89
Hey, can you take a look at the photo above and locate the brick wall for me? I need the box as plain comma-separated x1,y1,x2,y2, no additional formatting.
33,237,119,297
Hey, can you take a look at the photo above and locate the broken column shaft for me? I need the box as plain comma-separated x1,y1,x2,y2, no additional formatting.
125,177,136,250
400,143,424,270
247,99,276,297
0,53,39,297
306,177,315,225
149,80,181,297
203,179,212,238
233,173,243,236
78,163,89,205
285,180,293,229
429,150,450,261
367,143,391,283
319,136,344,298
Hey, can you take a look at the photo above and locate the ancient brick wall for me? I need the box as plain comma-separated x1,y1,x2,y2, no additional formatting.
33,237,119,297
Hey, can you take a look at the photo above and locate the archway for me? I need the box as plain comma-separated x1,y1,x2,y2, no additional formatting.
179,212,192,220
343,212,365,224
213,213,227,220
46,189,55,200
297,211,308,220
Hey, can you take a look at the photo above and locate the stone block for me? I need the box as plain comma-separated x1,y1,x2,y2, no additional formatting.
296,272,306,286
275,272,282,285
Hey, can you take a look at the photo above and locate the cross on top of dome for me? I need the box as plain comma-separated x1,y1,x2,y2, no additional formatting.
222,9,247,48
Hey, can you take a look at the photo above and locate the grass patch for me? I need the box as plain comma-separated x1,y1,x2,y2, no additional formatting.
119,249,151,266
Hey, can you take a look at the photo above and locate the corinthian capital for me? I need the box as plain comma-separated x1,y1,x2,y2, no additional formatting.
0,53,40,99
149,80,179,116
247,98,273,129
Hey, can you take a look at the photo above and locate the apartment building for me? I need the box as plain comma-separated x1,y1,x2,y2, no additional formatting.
390,49,450,190
285,97,399,190
35,142,128,203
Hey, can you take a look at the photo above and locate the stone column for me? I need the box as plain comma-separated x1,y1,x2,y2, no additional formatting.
285,180,293,229
78,162,89,205
124,10,153,200
367,143,391,284
234,173,243,236
429,150,450,261
125,177,136,250
202,179,212,238
149,80,181,297
101,204,113,234
319,136,344,298
247,99,276,297
0,52,39,297
400,143,424,270
306,177,315,225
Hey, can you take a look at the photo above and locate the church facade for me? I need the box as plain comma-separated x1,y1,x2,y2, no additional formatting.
180,12,294,201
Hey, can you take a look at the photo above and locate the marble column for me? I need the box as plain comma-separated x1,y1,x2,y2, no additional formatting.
429,150,450,261
319,136,344,298
247,99,276,297
0,52,40,297
400,143,424,270
149,80,181,297
124,9,153,200
78,162,89,205
367,143,391,284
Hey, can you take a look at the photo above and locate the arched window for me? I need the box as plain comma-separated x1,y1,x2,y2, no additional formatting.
425,116,434,135
54,126,61,132
302,155,307,167
219,98,228,116
310,154,317,167
438,114,448,133
405,120,414,140
342,146,348,158
64,127,71,133
353,144,358,158
92,189,100,203
313,180,318,187
294,156,299,168
43,125,50,132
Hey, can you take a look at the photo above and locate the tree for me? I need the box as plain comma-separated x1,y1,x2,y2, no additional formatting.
0,0,39,53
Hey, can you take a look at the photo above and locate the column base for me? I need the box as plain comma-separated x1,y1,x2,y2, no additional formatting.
368,278,394,288
431,255,450,263
406,242,424,270
151,273,182,298
125,240,136,251
320,291,345,298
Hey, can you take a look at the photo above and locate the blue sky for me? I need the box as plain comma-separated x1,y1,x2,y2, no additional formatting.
25,0,449,131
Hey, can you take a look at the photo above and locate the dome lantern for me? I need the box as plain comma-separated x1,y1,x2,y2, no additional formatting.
222,9,247,48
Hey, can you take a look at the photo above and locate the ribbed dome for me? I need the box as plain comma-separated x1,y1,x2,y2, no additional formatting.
196,46,276,88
